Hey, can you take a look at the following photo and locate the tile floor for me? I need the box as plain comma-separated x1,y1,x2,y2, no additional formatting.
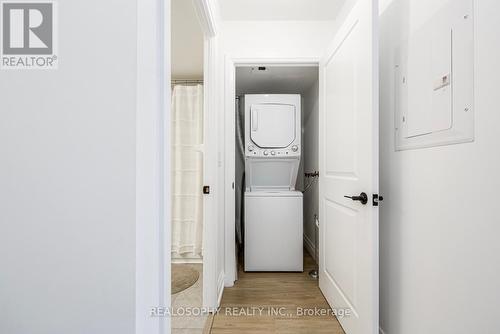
172,264,208,334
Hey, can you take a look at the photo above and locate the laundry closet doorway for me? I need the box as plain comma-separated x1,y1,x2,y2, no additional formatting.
233,65,320,275
225,60,321,284
169,2,220,333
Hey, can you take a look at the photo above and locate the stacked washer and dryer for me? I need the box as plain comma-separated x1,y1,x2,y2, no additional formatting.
243,94,303,272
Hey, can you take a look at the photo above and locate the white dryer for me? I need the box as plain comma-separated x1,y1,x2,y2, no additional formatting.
243,94,303,272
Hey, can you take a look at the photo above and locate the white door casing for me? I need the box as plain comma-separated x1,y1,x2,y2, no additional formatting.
192,0,221,309
318,0,379,333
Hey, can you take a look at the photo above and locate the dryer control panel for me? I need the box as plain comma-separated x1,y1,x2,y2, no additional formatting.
246,144,300,158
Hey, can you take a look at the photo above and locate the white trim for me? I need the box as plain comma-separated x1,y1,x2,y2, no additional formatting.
217,271,225,305
228,58,320,67
195,0,220,310
192,0,218,37
136,0,219,333
303,234,318,263
136,0,169,333
171,257,203,264
223,57,321,287
223,55,237,287
202,36,219,307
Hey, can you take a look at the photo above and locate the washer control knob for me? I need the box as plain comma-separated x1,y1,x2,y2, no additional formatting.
248,145,254,152
264,150,269,156
271,151,276,156
292,145,299,152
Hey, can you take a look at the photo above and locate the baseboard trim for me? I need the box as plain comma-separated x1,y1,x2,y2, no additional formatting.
303,234,318,262
224,265,235,287
171,257,203,264
217,271,225,306
171,252,203,264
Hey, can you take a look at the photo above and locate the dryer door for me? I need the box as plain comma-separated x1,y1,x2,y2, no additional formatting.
250,104,296,148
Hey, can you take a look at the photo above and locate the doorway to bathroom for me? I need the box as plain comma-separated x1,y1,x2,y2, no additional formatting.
169,0,217,333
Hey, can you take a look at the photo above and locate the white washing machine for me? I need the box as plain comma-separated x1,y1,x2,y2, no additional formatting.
245,191,303,271
243,94,303,272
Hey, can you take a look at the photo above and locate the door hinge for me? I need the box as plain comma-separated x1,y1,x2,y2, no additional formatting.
203,186,210,194
373,194,384,206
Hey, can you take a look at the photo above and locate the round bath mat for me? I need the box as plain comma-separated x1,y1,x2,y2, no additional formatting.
171,264,200,294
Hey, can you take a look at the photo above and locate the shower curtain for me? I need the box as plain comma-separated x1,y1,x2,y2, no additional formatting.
171,84,204,256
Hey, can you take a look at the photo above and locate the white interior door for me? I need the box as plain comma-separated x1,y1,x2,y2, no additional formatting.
318,0,379,333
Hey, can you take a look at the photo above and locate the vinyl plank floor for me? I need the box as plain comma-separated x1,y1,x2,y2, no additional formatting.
210,252,345,334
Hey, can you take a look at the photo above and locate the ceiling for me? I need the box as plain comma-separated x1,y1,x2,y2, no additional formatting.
236,66,319,121
218,0,347,21
235,66,318,95
171,0,204,79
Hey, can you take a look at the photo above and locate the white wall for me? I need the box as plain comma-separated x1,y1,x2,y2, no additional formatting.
302,80,320,259
379,0,500,333
219,20,336,60
0,1,137,333
171,0,204,79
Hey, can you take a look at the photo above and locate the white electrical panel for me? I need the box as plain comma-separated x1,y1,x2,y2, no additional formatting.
394,0,474,151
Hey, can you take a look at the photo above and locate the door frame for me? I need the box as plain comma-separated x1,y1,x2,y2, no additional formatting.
223,57,320,286
136,0,170,333
192,0,220,310
136,0,219,333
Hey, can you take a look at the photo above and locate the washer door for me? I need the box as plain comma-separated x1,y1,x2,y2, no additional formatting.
250,103,296,148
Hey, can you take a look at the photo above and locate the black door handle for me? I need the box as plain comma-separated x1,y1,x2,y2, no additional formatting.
344,192,368,205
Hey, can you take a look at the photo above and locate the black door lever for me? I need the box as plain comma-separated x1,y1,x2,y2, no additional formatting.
344,192,368,205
